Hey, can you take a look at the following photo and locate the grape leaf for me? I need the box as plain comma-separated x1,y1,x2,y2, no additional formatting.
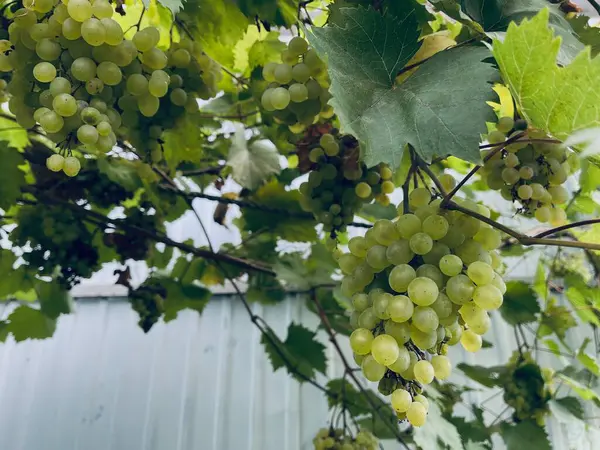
35,281,72,320
274,251,335,290
0,306,56,342
0,142,26,210
492,9,600,164
577,339,600,376
227,126,281,190
162,114,212,169
97,157,143,192
537,297,576,339
565,276,600,326
326,378,371,417
568,14,600,58
499,420,551,450
0,116,30,151
308,6,499,168
414,401,464,450
462,0,583,65
549,397,585,423
499,281,540,325
153,0,183,14
457,363,508,387
260,323,327,382
235,0,298,28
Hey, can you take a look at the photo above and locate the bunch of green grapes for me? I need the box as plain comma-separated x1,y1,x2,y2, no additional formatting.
312,428,378,450
298,133,394,236
342,181,506,427
503,351,551,425
481,117,579,224
3,0,220,170
260,36,332,132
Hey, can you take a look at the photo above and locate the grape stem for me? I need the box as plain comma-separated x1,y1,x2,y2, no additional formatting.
310,289,410,448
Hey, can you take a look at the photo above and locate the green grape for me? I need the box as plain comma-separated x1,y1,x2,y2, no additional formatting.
46,153,65,172
34,107,52,123
141,48,167,69
96,61,122,85
439,173,456,193
171,48,191,68
288,36,309,55
36,38,61,61
52,93,78,117
388,264,416,293
361,355,386,382
289,83,308,102
473,284,503,310
387,294,413,323
372,292,392,320
386,240,414,265
446,274,475,305
488,130,506,144
96,18,121,46
446,322,462,345
455,240,490,265
505,153,519,168
274,63,293,84
548,186,568,204
92,0,113,18
385,321,411,345
132,27,160,52
519,166,534,180
502,167,520,184
387,346,410,373
352,293,370,312
71,57,96,81
149,76,169,98
391,389,412,412
461,329,482,352
77,124,99,144
33,62,57,83
415,264,444,289
407,277,439,306
291,63,311,83
358,308,378,329
414,360,434,384
497,116,514,133
366,245,389,271
350,328,374,355
68,0,93,22
96,121,112,136
170,88,188,106
39,111,64,133
348,237,368,258
431,292,452,319
412,306,439,333
262,62,277,82
440,226,465,248
49,77,71,97
473,228,501,251
409,232,433,255
431,355,451,380
63,156,81,177
126,73,148,96
271,87,291,110
373,220,399,245
422,215,448,240
137,94,159,117
371,334,399,366
81,107,101,125
535,206,551,222
406,402,427,427
517,184,533,200
468,309,491,335
395,214,421,239
85,77,104,95
305,79,321,99
467,261,494,286
81,18,106,46
439,254,463,276
409,188,430,208
355,182,372,199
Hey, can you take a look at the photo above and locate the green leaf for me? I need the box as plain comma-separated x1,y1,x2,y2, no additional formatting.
0,142,26,210
260,323,327,382
247,272,286,304
549,397,585,424
499,420,551,450
97,157,143,192
538,297,576,340
227,126,281,190
500,281,540,325
274,252,334,290
179,0,248,67
568,14,600,58
326,378,371,417
153,277,212,321
155,0,183,14
0,306,56,342
356,391,401,440
236,0,299,28
577,339,600,376
579,159,600,193
557,373,600,402
35,281,72,320
242,181,317,241
457,363,508,388
533,260,546,300
462,0,582,65
565,277,600,326
247,31,286,70
492,9,600,163
162,113,209,169
414,401,464,450
309,6,499,167
0,116,30,151
358,202,396,221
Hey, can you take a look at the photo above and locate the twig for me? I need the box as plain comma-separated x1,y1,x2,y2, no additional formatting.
532,219,600,239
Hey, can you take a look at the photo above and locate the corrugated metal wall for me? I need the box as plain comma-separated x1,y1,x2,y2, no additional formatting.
0,291,598,450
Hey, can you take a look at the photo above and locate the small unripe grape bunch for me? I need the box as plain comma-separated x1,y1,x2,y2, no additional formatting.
298,133,394,236
311,427,379,450
344,188,506,427
260,36,333,132
481,117,577,225
46,152,82,177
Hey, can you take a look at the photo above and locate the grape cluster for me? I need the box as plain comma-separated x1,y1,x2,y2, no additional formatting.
341,183,506,426
312,428,378,450
3,0,220,171
299,133,394,236
503,351,551,425
260,36,332,132
129,286,165,332
481,117,579,223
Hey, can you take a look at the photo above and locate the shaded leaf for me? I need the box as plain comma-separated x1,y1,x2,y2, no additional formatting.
0,306,56,342
413,401,464,450
549,397,585,424
261,323,327,382
457,363,508,388
577,339,600,376
155,0,183,14
499,420,551,450
500,281,540,325
0,142,26,210
97,157,143,192
35,281,72,320
309,6,499,167
538,297,576,340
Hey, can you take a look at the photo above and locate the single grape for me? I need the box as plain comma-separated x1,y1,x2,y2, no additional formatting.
409,232,433,255
371,334,399,366
439,254,463,277
385,321,411,345
386,240,414,265
388,264,416,293
77,124,99,144
270,87,291,110
407,277,439,306
406,402,427,427
391,389,412,413
372,292,392,320
461,329,482,352
352,293,370,312
81,18,106,46
497,116,514,133
366,245,389,271
409,188,430,208
446,274,475,305
355,182,372,199
52,93,78,117
467,261,494,286
431,355,451,380
387,294,414,323
414,360,434,384
63,156,81,177
358,308,378,329
274,64,293,84
132,27,160,52
387,346,410,373
361,355,386,382
473,284,503,310
412,306,439,333
46,154,65,172
39,111,64,133
33,62,57,83
288,36,309,55
431,292,453,319
422,215,448,240
350,328,374,355
71,57,97,81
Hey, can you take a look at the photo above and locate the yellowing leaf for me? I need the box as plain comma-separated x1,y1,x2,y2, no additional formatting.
493,9,600,164
485,84,514,120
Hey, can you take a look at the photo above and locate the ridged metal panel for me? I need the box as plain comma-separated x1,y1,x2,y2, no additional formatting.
0,292,597,450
